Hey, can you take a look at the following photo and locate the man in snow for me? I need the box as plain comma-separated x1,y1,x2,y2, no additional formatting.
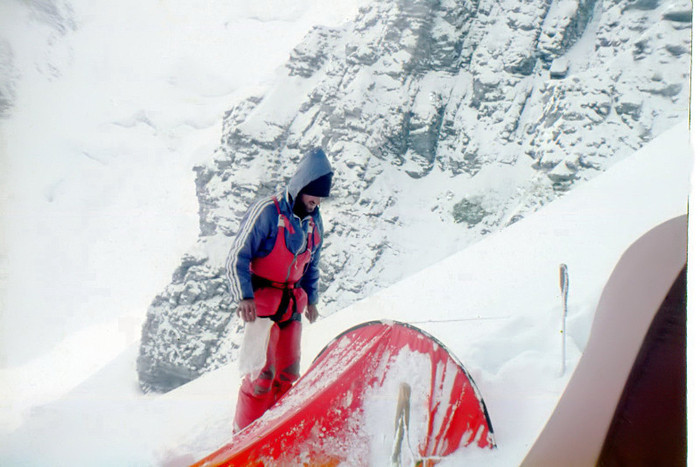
225,147,333,431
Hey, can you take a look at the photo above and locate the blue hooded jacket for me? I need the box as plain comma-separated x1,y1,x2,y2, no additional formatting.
225,148,333,306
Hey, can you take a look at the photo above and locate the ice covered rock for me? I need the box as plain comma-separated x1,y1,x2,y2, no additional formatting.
549,57,569,78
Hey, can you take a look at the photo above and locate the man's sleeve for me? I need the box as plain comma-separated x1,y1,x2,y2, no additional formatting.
301,216,323,305
225,198,274,303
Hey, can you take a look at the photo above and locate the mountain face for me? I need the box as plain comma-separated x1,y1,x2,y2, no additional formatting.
137,0,691,392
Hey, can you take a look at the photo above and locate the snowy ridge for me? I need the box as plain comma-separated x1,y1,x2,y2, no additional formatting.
0,123,689,465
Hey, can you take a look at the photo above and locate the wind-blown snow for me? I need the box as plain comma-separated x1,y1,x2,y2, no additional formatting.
0,0,362,435
0,120,691,465
0,0,696,465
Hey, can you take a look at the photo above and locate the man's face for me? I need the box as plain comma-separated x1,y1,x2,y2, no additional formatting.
300,194,322,213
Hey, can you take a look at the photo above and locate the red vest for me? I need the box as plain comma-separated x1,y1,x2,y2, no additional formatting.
250,197,319,322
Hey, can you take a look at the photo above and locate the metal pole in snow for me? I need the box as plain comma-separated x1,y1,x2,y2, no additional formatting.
391,382,411,466
559,264,569,375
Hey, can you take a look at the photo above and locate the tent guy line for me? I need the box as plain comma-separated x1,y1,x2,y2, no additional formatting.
407,317,512,324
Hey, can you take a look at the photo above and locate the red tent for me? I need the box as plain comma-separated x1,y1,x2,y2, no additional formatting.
193,321,495,466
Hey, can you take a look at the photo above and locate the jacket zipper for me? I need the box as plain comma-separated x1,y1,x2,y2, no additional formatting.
285,215,309,282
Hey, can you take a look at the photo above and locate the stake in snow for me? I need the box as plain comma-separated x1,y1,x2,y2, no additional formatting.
559,263,569,376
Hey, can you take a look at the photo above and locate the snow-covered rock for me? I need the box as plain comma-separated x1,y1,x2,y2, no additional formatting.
138,0,690,392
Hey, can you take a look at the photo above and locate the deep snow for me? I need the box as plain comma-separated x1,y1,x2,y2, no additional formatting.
0,0,697,465
0,121,691,465
0,0,363,434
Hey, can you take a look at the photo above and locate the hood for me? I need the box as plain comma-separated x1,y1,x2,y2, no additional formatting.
288,148,333,199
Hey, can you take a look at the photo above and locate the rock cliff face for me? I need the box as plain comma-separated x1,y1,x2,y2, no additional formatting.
137,0,691,392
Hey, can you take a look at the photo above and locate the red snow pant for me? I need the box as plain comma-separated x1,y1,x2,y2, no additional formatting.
234,319,302,431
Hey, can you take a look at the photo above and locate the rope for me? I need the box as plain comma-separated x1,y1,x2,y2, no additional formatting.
407,316,510,325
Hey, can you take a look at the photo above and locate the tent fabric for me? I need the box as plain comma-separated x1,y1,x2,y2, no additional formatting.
192,321,494,466
521,215,688,467
597,265,686,466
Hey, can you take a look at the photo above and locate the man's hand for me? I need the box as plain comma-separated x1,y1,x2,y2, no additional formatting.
305,303,319,323
238,299,257,322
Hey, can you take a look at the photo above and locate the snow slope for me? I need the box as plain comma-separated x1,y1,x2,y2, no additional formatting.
0,0,363,435
0,0,364,363
0,123,690,466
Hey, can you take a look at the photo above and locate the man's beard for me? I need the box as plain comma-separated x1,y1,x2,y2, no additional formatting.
293,195,311,218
